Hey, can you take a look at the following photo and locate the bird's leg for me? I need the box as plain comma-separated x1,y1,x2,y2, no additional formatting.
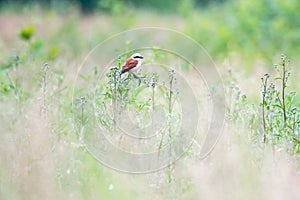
132,73,145,79
121,73,145,85
122,73,131,82
132,73,146,86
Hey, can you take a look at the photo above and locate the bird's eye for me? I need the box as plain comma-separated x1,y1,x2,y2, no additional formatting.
133,56,143,59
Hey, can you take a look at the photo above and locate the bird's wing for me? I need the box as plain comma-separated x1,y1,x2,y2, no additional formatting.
121,58,138,74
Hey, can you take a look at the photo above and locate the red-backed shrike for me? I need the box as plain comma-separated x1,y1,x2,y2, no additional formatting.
120,53,144,74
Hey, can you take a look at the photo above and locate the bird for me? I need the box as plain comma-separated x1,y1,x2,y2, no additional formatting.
120,53,144,74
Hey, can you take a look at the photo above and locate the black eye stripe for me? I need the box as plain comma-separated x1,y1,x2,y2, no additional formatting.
133,56,143,59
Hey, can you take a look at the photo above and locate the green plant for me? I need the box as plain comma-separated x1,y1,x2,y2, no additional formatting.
149,72,159,131
261,55,300,154
40,63,49,115
5,69,25,116
19,25,35,41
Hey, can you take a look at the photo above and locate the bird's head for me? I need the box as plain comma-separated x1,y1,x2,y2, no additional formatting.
130,53,144,61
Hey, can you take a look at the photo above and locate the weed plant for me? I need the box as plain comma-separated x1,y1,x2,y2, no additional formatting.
93,55,181,154
261,55,300,154
226,55,300,160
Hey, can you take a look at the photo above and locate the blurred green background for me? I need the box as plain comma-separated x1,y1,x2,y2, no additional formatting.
1,0,300,64
1,1,300,200
0,0,226,13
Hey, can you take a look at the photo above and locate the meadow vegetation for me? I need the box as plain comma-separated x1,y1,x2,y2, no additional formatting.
1,0,300,199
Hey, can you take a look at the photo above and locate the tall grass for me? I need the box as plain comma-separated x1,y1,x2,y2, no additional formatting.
1,4,300,200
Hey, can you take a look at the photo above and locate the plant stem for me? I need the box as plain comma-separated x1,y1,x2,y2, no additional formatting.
168,70,174,157
262,75,268,143
42,63,49,116
282,61,287,129
152,82,155,131
80,96,86,142
169,75,173,115
81,96,85,127
113,70,117,132
6,71,20,115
